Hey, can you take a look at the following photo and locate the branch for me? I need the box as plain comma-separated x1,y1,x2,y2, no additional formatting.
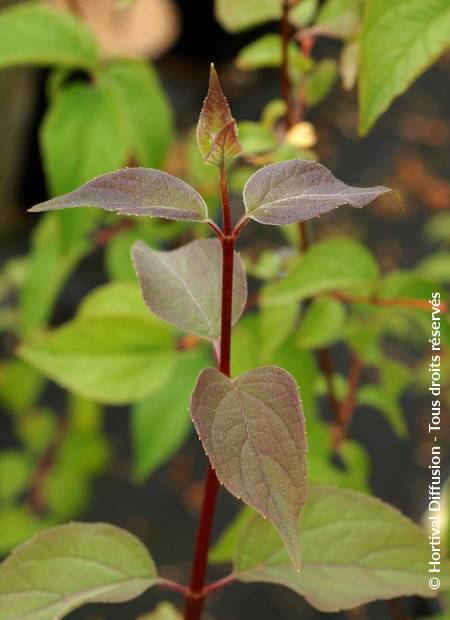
184,165,235,620
280,0,294,129
317,348,341,427
330,291,447,313
332,353,363,448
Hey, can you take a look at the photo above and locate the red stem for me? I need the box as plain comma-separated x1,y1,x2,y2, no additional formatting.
184,165,235,620
203,574,236,596
280,0,294,129
332,353,363,448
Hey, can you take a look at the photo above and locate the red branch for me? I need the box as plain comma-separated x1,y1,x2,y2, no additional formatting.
183,165,236,620
332,354,364,448
280,0,294,129
331,291,447,313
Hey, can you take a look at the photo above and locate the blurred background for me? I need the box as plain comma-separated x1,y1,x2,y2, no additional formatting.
0,1,449,619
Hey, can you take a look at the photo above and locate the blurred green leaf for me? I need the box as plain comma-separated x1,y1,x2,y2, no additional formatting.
0,507,49,556
416,251,450,284
424,213,450,246
78,281,151,321
19,213,90,337
41,79,129,198
306,59,338,106
40,76,129,247
359,0,450,134
237,121,277,156
44,467,91,520
261,99,287,128
0,359,44,414
67,395,103,434
290,0,319,27
347,316,382,363
0,451,32,503
243,250,283,281
132,348,210,482
138,603,182,620
104,59,173,168
57,430,110,478
259,301,298,361
358,359,411,436
19,314,175,405
378,270,438,302
340,40,360,90
0,2,99,71
215,0,317,32
236,34,313,76
105,222,182,282
296,297,346,349
316,0,363,39
15,407,57,456
262,238,379,306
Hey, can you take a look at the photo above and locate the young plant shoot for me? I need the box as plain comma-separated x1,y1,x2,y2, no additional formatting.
0,65,447,620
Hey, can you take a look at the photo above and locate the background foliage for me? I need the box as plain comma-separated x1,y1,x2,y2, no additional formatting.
0,0,449,619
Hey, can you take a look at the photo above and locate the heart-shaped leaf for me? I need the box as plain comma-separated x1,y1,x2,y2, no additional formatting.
196,65,241,167
132,238,247,341
234,485,450,611
0,523,158,620
29,168,208,222
243,160,393,225
190,366,308,569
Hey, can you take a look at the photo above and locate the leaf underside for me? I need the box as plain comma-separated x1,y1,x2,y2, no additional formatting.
234,485,450,611
0,522,158,620
196,65,241,167
29,168,208,223
190,365,308,569
132,238,247,341
243,160,393,225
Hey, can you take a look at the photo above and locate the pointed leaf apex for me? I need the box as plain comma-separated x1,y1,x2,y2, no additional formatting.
196,65,242,167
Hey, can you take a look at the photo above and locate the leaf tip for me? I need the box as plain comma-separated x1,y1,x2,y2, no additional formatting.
196,63,241,167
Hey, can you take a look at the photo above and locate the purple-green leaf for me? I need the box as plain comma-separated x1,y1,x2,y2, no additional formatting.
234,485,450,611
132,239,247,341
190,366,308,569
29,168,208,222
243,160,393,225
196,64,242,167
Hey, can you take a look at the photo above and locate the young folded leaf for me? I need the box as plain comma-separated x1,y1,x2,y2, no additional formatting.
243,160,393,225
196,64,242,167
132,238,247,341
29,167,208,222
0,523,158,620
189,366,307,569
234,485,450,611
